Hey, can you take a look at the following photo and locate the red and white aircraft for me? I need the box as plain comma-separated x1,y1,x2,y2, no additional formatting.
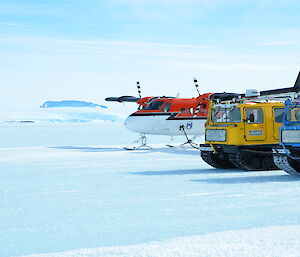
105,79,212,148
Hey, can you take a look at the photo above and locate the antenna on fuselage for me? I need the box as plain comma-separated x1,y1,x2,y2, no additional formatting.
137,81,142,98
193,77,200,95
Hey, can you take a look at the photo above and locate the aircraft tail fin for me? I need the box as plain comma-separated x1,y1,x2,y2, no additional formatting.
259,70,300,95
293,71,300,90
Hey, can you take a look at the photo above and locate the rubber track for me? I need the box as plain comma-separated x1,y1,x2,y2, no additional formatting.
200,151,236,169
228,153,249,170
273,154,300,176
228,150,279,171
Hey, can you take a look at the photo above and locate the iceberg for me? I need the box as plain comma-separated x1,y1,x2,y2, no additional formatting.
40,100,107,109
0,108,121,123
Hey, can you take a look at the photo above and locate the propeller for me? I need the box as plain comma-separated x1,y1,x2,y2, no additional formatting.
137,81,142,98
105,81,143,103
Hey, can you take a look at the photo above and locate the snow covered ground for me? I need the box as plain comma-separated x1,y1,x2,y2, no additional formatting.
1,122,300,257
18,226,300,257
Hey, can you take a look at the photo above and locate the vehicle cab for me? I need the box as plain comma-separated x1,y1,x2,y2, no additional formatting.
200,94,284,171
273,98,300,175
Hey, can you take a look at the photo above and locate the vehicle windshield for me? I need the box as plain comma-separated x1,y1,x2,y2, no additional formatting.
212,107,241,123
143,100,164,110
287,104,300,122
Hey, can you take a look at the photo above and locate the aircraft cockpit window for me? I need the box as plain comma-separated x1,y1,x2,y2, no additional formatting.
162,103,171,112
143,101,164,110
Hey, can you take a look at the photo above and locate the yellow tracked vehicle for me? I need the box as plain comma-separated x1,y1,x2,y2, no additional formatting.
200,97,284,170
200,72,300,171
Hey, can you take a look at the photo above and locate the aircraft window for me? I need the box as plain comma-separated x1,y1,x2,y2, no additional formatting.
245,108,263,123
162,103,171,112
143,101,164,110
274,108,284,123
181,108,186,113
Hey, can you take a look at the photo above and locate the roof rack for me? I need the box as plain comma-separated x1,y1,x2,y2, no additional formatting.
210,71,300,104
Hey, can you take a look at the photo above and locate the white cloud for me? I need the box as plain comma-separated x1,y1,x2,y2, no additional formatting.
261,41,299,46
0,34,299,110
0,35,298,72
0,22,29,27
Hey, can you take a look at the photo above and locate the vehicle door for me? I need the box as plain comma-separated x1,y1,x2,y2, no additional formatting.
244,108,266,141
273,107,284,140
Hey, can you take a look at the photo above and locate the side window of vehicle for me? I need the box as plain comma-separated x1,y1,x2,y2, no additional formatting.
287,107,300,121
162,103,171,112
274,108,284,123
245,108,263,123
181,108,186,113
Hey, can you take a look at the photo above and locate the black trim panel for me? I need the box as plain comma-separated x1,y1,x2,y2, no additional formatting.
129,112,173,117
129,112,207,120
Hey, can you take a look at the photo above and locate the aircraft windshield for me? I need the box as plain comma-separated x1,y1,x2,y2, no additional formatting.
143,101,164,110
287,104,300,122
212,107,241,123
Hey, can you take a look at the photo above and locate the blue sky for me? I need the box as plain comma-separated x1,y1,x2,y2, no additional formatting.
1,0,300,109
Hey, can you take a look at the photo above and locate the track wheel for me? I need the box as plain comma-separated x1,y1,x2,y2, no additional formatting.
228,151,278,171
228,153,249,170
273,154,300,176
200,151,236,169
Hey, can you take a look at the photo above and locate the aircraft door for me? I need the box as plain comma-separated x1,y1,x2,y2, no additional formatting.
244,108,266,141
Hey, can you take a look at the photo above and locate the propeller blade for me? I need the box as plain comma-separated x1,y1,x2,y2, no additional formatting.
193,77,200,95
137,82,142,98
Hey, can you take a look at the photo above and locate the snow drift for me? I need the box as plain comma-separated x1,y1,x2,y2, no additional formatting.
19,225,300,257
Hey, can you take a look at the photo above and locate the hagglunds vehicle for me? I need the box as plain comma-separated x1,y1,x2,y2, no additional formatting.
273,98,300,176
200,71,300,171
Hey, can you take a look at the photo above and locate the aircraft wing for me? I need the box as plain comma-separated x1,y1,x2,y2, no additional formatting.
105,96,141,103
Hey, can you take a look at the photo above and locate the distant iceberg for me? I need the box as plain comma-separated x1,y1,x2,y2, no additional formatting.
0,107,121,123
40,100,107,109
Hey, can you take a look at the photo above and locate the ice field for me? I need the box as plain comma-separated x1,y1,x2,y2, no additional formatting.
1,121,300,257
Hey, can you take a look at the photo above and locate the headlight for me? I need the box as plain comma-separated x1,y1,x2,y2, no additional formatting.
206,129,226,142
281,130,300,143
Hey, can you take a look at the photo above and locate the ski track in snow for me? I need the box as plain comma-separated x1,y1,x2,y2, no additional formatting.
1,123,300,257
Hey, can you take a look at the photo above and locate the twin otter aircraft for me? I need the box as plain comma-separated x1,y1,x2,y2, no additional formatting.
105,79,212,149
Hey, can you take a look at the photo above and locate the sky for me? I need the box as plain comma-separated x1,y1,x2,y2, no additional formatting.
1,0,300,110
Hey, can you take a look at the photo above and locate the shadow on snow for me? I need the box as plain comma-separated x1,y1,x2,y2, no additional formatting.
128,168,247,176
131,147,199,156
48,146,126,152
191,174,300,184
48,146,199,155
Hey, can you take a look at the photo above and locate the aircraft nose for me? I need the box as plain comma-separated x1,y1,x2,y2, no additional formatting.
124,115,140,133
